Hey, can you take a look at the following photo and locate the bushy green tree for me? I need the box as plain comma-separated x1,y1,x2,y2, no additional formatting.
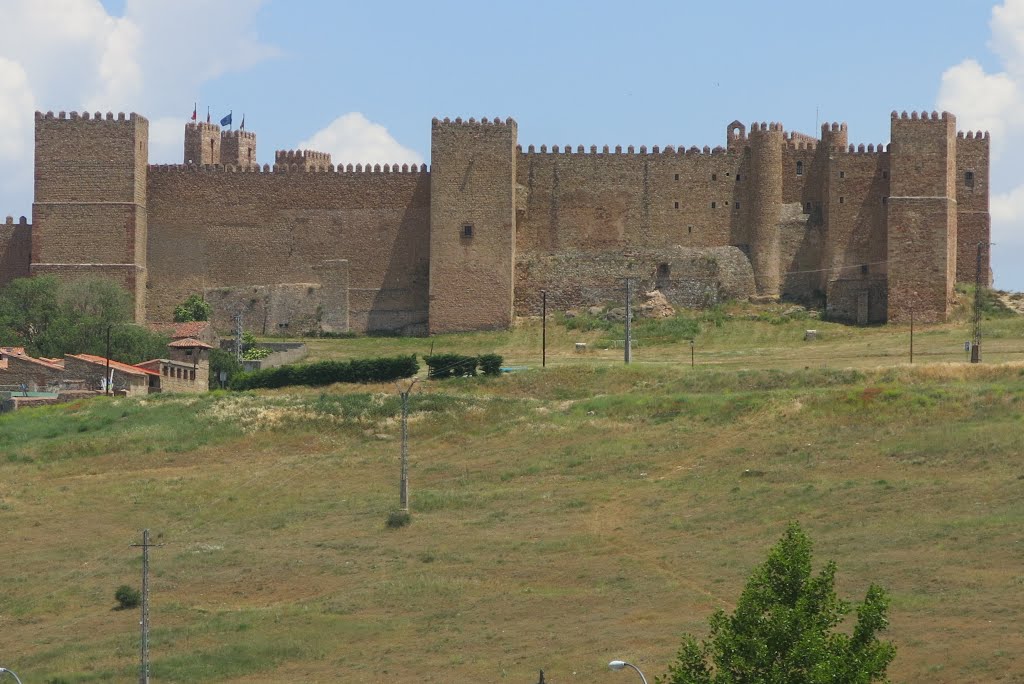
173,293,211,323
658,523,895,684
208,347,241,389
0,276,168,363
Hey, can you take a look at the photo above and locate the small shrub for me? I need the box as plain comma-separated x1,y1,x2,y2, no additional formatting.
386,510,411,528
242,346,272,361
478,353,504,376
115,584,141,610
172,293,211,323
231,355,418,390
424,354,478,379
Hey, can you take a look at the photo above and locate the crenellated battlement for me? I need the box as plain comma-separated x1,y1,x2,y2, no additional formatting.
148,162,428,174
4,216,30,226
891,110,953,121
222,129,255,140
957,130,990,141
36,110,146,124
431,116,517,128
785,141,818,151
748,121,784,134
518,143,731,157
820,122,848,134
275,149,331,163
835,143,890,155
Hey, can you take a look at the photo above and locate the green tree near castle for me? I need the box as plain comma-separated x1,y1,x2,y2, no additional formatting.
173,293,211,323
658,523,895,684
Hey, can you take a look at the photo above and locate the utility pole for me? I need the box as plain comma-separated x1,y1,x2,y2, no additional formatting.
396,378,419,511
541,289,547,368
105,325,112,395
624,278,632,364
972,242,984,363
909,306,914,364
690,339,695,368
130,529,161,684
234,311,244,364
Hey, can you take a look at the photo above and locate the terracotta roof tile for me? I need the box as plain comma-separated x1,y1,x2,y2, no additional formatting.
68,354,160,377
168,337,214,349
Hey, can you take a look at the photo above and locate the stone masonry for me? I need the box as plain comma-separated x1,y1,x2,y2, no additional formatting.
0,109,991,332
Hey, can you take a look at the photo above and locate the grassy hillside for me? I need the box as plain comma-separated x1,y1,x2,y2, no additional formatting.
2,356,1023,682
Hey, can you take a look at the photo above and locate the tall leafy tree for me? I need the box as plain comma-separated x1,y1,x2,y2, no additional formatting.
658,523,895,684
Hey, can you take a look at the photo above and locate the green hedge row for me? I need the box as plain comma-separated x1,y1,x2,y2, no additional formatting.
231,355,419,390
424,353,503,379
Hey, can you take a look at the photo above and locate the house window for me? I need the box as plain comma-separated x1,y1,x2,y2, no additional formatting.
190,370,196,381
710,201,717,209
461,224,474,238
796,161,804,176
674,201,679,209
965,171,975,188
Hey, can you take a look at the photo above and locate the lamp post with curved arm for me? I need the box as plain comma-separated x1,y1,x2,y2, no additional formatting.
609,659,648,684
0,667,24,684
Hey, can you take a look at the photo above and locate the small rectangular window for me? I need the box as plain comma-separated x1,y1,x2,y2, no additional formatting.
461,224,474,238
882,170,889,179
796,161,804,176
687,226,693,234
674,173,679,181
860,264,869,275
710,201,717,209
804,201,812,212
674,201,679,209
839,197,845,204
712,173,717,181
724,201,729,206
882,196,888,205
736,174,741,182
839,171,846,179
965,171,975,188
735,201,741,209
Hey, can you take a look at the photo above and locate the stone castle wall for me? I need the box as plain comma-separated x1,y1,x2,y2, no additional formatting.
146,163,430,334
0,109,991,332
0,217,31,288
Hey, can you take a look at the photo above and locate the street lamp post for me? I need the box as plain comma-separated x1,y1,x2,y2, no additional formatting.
609,660,649,684
0,667,24,684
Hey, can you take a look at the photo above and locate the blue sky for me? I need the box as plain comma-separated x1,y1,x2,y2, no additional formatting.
2,1,1021,288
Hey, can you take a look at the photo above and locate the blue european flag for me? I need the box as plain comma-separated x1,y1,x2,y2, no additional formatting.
220,112,232,127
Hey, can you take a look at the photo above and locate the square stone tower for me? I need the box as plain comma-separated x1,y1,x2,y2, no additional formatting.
31,111,149,321
887,111,957,323
428,117,518,334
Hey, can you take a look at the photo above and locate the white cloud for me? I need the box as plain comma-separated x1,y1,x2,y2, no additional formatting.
0,0,276,217
298,113,425,167
938,0,1024,289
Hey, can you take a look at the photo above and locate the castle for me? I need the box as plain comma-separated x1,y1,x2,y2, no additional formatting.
0,109,990,334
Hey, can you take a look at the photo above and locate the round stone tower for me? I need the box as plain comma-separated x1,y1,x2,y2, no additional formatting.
747,122,784,297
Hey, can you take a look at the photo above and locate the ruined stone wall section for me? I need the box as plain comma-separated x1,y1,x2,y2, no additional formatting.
31,111,149,321
887,111,957,323
0,217,31,287
429,117,517,333
956,131,991,284
147,164,430,334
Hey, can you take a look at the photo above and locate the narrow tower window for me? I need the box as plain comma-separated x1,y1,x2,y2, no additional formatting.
711,201,717,209
674,173,679,181
965,171,975,188
674,201,680,209
712,173,717,181
796,161,804,176
461,224,474,238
